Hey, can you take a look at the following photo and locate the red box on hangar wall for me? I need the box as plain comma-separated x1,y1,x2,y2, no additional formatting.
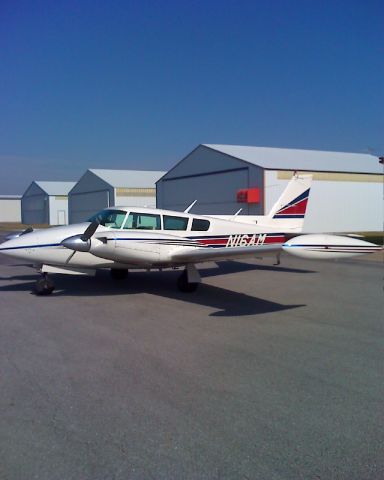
236,188,260,204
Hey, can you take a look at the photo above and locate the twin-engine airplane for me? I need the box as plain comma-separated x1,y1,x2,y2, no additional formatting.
0,174,380,295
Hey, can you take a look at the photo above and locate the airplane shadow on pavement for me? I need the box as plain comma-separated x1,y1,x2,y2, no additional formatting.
200,259,316,276
0,261,311,317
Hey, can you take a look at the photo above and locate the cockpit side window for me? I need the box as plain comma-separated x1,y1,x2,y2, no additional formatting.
123,212,161,230
87,209,127,228
191,218,210,231
163,215,189,231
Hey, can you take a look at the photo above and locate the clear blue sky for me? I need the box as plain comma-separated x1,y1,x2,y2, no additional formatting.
1,0,383,194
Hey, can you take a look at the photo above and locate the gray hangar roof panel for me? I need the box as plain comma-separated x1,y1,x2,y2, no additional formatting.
34,181,76,195
204,145,381,174
89,169,166,188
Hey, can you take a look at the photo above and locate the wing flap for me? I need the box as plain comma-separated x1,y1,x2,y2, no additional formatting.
170,244,282,263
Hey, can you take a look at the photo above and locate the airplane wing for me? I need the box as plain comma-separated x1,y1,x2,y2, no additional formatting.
170,244,282,263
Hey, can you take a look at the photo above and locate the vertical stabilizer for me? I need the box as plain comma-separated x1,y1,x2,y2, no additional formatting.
266,174,312,232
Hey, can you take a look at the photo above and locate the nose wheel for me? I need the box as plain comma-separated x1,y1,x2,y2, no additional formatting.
34,273,55,296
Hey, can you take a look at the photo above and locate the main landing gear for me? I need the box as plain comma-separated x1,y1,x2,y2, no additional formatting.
32,266,199,295
34,273,55,296
177,265,201,293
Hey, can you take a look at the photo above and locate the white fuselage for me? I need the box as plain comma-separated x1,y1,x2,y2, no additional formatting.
0,207,286,269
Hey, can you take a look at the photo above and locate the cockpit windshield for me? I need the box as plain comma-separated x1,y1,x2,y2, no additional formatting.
87,209,127,228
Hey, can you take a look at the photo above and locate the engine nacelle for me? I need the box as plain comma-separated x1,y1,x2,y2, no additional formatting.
89,238,162,265
282,234,382,260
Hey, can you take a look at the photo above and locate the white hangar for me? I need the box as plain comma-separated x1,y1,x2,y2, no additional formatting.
22,181,76,226
0,195,22,222
69,169,166,223
156,144,383,233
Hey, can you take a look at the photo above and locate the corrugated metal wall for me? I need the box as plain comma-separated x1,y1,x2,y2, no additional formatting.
114,196,156,209
69,171,113,223
69,190,111,223
157,145,264,215
21,183,48,224
0,198,21,222
264,170,383,233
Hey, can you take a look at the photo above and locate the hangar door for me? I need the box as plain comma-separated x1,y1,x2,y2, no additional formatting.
22,195,47,224
69,190,110,224
161,168,251,215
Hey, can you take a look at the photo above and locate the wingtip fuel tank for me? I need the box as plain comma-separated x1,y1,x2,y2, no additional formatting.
282,234,382,260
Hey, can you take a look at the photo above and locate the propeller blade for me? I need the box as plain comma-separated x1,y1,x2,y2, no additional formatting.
80,220,99,241
65,250,76,264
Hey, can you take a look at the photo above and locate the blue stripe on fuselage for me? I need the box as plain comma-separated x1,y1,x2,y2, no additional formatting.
0,243,61,251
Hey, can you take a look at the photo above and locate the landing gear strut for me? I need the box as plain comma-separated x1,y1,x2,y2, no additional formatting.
110,268,129,280
177,265,201,293
34,273,55,296
177,271,198,292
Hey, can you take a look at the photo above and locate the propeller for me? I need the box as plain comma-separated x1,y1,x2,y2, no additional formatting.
65,250,77,265
80,220,99,242
61,220,100,263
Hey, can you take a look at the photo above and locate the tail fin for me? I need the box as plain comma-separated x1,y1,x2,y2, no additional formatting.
266,174,312,232
210,174,312,233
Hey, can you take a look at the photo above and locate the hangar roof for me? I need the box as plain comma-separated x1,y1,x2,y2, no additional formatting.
203,145,382,174
34,181,76,195
89,169,166,187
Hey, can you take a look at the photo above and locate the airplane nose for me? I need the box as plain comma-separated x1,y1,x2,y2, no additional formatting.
0,238,21,256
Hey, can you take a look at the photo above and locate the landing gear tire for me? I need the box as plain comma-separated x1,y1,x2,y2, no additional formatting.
34,274,55,296
177,270,199,293
110,269,129,280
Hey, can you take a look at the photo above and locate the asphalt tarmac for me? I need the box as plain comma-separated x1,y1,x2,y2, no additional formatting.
0,231,383,480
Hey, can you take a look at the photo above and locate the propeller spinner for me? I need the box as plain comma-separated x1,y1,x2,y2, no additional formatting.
61,220,99,253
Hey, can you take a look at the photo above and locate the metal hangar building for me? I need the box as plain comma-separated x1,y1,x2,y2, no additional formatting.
0,195,21,223
22,181,76,226
156,144,383,233
69,169,166,224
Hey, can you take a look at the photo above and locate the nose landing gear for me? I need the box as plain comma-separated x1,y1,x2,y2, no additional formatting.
34,273,55,296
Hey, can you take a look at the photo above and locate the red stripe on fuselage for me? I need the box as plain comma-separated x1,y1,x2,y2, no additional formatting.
264,235,285,244
198,238,228,245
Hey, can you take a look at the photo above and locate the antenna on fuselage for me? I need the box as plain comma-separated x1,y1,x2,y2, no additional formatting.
184,200,197,213
228,208,243,221
233,208,242,217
